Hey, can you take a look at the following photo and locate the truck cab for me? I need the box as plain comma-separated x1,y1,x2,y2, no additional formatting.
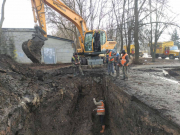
161,45,179,59
168,45,180,59
155,41,179,59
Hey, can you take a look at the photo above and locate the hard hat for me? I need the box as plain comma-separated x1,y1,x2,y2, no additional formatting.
121,50,126,54
112,51,116,54
99,100,104,102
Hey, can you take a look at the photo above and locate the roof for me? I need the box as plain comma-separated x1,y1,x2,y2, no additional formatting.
47,35,73,43
2,28,35,32
2,28,74,43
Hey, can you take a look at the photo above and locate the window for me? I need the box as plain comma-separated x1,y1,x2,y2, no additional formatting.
170,46,178,50
84,32,93,51
100,31,106,45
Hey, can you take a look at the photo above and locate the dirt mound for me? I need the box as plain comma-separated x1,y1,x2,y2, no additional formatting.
0,55,180,135
0,56,111,135
167,69,180,76
0,54,35,77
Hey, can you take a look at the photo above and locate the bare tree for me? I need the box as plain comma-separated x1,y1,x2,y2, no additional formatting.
140,0,178,62
0,0,7,54
0,0,6,28
134,0,139,63
45,0,178,62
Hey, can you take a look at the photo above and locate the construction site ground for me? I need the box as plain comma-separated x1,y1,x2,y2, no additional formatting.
1,55,180,134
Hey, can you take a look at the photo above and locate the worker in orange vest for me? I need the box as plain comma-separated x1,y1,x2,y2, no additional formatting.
120,50,129,80
93,98,105,133
106,49,115,75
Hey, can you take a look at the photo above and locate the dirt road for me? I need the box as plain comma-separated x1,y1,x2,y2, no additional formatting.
117,63,180,127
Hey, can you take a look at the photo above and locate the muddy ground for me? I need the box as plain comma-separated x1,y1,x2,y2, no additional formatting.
136,57,180,66
0,55,111,135
1,55,180,135
119,66,180,126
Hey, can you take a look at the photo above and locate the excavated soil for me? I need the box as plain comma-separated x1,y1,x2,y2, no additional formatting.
1,55,180,135
22,40,44,63
166,68,180,81
0,55,111,135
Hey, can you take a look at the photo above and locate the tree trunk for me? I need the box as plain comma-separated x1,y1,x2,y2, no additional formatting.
90,0,93,30
134,0,139,63
152,1,158,62
149,0,153,57
120,0,126,51
120,24,123,51
127,27,131,55
127,0,131,56
0,0,7,49
0,0,7,28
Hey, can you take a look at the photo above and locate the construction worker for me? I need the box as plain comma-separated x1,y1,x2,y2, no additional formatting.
106,49,114,75
114,52,120,78
93,30,100,52
106,49,109,64
71,53,84,76
93,98,105,133
120,50,129,80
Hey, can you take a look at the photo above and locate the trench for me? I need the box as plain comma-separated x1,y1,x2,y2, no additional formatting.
71,79,112,135
15,73,180,135
1,56,180,135
13,74,112,135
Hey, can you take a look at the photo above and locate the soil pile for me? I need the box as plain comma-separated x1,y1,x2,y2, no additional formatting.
0,55,111,135
22,40,44,63
0,55,180,135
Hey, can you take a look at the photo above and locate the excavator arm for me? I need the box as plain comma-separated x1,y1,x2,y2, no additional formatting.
23,0,88,63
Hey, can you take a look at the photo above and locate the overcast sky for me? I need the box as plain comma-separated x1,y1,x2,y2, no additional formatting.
1,0,180,41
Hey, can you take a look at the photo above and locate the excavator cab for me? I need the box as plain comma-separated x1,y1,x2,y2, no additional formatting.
84,30,107,53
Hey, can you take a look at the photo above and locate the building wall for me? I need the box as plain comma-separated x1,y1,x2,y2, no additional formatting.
42,37,74,63
1,28,33,63
1,28,74,64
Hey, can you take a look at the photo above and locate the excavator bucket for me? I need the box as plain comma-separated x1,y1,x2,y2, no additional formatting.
22,39,44,63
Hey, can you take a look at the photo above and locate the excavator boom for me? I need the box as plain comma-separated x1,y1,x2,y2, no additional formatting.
23,0,88,63
22,0,117,64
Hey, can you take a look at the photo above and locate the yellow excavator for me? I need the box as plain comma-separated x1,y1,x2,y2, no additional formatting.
22,0,117,65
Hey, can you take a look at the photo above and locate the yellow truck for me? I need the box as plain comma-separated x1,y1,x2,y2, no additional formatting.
123,45,144,57
155,41,180,59
123,45,135,55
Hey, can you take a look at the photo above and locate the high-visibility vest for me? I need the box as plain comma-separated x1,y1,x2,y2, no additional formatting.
109,51,114,61
106,53,109,59
106,53,109,57
72,56,79,62
121,54,128,66
97,101,105,113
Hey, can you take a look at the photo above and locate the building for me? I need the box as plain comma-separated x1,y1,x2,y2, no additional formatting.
1,28,74,64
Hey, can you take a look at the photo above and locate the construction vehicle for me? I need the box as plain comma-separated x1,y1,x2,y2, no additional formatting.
123,44,143,56
123,45,144,57
22,0,117,65
155,41,180,59
123,45,135,56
